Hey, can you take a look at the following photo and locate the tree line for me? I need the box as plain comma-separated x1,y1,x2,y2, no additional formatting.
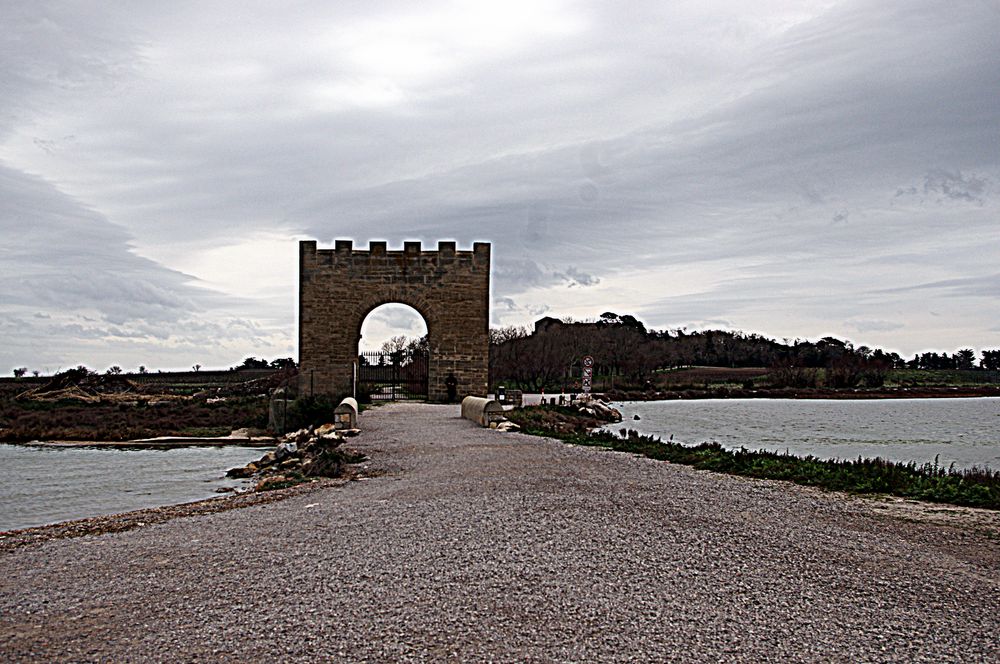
488,312,1000,391
11,317,998,388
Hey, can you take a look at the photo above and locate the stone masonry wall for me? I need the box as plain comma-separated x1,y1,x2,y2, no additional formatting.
298,240,490,402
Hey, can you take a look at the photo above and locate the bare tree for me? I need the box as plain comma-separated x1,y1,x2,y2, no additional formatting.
379,335,408,356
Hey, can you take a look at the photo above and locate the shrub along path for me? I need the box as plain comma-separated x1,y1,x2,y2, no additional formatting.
1,403,998,662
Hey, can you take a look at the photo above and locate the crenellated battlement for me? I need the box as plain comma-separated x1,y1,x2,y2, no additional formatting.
300,240,490,268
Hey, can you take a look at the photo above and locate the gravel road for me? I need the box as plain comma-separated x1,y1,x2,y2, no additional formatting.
2,402,998,662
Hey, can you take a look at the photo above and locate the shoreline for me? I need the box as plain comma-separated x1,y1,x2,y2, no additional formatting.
6,435,277,449
601,385,1000,401
507,403,1000,510
0,477,346,552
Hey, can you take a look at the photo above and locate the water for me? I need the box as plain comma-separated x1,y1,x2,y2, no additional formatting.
0,444,269,532
606,398,1000,471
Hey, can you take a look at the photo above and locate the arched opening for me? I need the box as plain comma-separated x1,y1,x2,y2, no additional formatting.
356,303,429,402
358,303,428,353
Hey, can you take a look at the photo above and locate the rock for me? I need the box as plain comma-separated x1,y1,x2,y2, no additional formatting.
341,428,361,437
273,442,299,462
314,436,344,450
229,427,251,438
278,458,299,470
215,486,236,494
284,428,312,444
496,421,520,432
633,414,641,420
315,423,337,437
255,475,292,491
257,451,277,468
588,400,623,423
225,463,257,478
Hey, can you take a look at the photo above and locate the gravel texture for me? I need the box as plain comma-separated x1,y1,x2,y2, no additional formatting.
1,402,998,662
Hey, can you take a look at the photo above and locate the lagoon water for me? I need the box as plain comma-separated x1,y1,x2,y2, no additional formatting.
607,397,1000,471
0,444,267,532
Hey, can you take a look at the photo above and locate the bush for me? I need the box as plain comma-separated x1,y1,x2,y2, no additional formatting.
285,395,339,430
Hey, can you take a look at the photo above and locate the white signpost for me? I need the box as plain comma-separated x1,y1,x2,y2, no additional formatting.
581,355,594,395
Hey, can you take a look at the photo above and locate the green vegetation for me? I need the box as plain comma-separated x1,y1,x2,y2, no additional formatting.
507,405,1000,510
285,395,339,430
886,369,1000,387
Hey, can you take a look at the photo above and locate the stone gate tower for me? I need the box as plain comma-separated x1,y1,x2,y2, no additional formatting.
298,240,491,402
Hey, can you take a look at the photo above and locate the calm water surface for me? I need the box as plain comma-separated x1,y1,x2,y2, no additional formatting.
606,397,1000,471
0,444,267,532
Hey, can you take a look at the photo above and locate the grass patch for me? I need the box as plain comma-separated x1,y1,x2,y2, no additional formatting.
507,405,1000,510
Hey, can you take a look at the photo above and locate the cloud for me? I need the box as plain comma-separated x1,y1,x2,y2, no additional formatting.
895,170,992,205
0,164,292,370
845,319,905,334
2,0,1000,367
557,266,601,288
874,273,1000,299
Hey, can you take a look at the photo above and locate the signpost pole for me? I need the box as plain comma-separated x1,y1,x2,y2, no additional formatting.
582,355,594,397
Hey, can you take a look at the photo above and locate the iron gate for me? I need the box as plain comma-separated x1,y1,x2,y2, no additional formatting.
357,350,429,401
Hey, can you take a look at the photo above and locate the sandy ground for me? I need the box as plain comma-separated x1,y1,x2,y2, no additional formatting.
1,402,997,662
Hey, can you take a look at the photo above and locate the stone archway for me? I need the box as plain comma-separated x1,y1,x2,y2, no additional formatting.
298,240,490,402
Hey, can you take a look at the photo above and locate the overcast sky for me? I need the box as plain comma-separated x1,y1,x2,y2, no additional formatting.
2,0,998,372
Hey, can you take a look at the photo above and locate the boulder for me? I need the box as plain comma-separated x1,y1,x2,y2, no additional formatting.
255,476,292,491
284,427,312,444
225,462,258,478
581,399,623,423
274,441,298,461
315,423,337,437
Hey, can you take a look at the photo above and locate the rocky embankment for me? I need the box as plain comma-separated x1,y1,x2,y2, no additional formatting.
226,423,365,490
507,398,622,435
574,397,622,422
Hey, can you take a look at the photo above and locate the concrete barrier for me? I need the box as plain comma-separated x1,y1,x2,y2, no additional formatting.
461,396,505,427
335,397,359,430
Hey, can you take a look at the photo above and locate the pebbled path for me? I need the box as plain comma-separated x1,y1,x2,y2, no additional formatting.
1,402,998,662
